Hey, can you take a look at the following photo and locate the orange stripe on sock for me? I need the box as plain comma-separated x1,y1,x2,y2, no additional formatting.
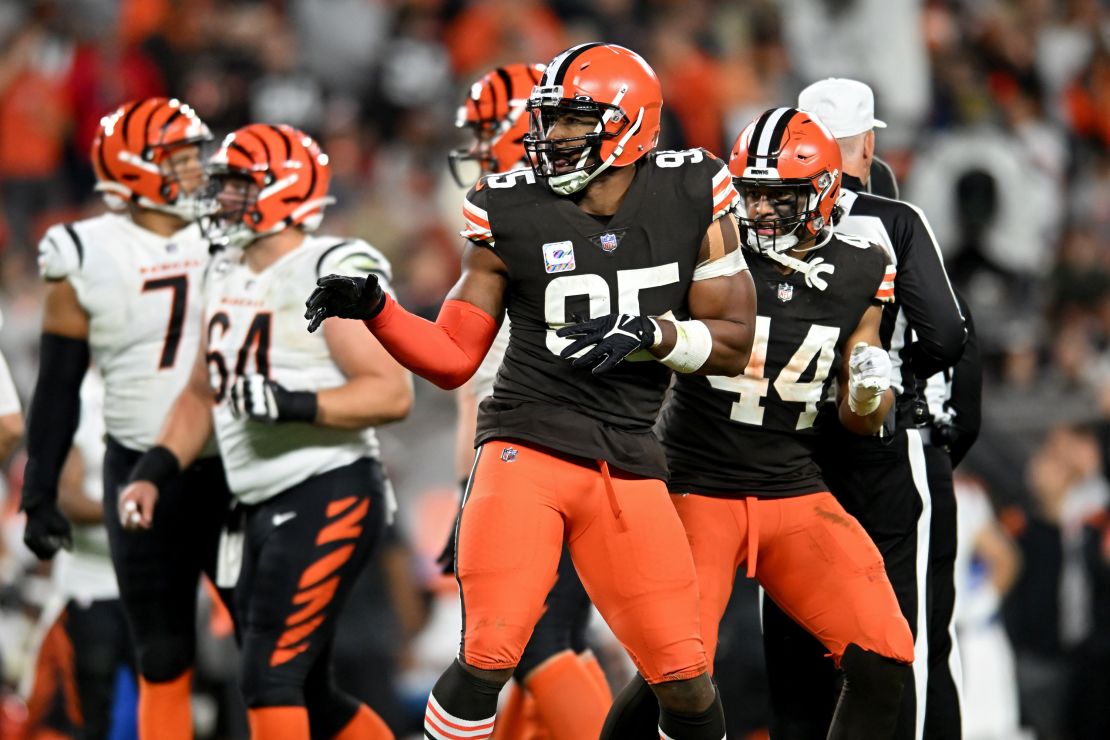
316,499,369,545
299,544,355,589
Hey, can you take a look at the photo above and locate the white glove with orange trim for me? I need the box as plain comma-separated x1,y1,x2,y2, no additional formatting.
847,342,891,415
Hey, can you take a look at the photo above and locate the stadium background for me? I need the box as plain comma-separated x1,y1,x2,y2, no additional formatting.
0,0,1107,738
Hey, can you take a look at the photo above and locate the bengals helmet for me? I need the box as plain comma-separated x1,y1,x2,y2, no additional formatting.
449,63,545,187
729,108,841,255
92,97,213,219
204,124,334,250
524,43,662,195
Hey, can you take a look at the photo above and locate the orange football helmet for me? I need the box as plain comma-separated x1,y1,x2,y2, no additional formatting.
524,43,662,194
204,123,334,250
728,107,842,255
92,97,213,219
449,62,545,187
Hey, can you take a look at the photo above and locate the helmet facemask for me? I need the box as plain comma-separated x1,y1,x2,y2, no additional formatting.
150,138,218,221
200,168,264,251
448,119,500,188
734,173,837,256
523,85,639,195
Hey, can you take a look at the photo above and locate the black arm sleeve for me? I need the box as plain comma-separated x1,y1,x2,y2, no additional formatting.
947,292,981,467
21,333,90,510
894,205,968,377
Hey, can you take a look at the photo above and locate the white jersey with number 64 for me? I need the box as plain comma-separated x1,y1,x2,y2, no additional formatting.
204,235,391,504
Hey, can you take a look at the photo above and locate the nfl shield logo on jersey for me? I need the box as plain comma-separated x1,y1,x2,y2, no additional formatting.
542,241,576,274
599,233,619,252
501,446,518,463
776,282,794,303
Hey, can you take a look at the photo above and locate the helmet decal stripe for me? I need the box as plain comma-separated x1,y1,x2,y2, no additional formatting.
246,127,273,163
268,124,292,163
552,42,605,86
136,99,162,152
495,66,514,102
161,108,183,135
745,107,778,169
120,100,144,150
486,77,501,121
752,107,792,169
765,108,800,168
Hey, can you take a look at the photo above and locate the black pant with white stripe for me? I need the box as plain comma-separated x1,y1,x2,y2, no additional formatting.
762,427,962,739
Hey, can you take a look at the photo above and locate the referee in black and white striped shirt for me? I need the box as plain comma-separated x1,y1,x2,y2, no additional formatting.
761,78,968,740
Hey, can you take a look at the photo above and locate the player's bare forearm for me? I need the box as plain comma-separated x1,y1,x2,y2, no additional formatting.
156,339,214,469
321,311,414,428
651,269,756,375
0,412,23,460
315,374,413,428
838,388,893,435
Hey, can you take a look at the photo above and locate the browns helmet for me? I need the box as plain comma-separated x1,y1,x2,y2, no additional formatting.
204,124,333,250
524,43,662,195
728,107,841,255
449,63,545,187
92,97,213,219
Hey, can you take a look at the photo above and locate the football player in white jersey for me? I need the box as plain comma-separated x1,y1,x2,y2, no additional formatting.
442,62,613,739
0,308,24,460
23,371,135,739
21,97,235,740
118,124,411,740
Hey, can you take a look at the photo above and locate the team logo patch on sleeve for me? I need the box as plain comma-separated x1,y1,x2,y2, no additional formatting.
542,241,576,273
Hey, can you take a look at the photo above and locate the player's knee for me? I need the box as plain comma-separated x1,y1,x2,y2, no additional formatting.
651,672,716,714
136,635,195,683
239,660,304,708
513,628,570,682
840,643,909,705
457,657,514,687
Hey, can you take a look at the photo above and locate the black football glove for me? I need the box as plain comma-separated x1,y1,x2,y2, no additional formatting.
556,313,657,375
22,500,73,560
304,273,387,333
229,375,318,424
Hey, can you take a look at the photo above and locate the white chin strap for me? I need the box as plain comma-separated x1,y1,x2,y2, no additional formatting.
750,229,836,291
548,107,644,195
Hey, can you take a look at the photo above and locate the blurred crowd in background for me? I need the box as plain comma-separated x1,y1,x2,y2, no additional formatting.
0,0,1108,738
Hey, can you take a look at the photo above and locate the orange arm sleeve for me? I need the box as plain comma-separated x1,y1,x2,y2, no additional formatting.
364,296,499,390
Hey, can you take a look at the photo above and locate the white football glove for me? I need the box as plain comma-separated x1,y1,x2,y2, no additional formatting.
847,342,891,416
229,374,318,424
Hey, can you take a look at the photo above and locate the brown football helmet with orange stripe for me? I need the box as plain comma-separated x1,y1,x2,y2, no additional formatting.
728,107,842,256
91,97,213,220
524,43,662,195
204,123,334,250
449,62,545,187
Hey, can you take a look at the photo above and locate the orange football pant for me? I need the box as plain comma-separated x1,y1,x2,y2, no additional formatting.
457,439,708,684
670,491,914,667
